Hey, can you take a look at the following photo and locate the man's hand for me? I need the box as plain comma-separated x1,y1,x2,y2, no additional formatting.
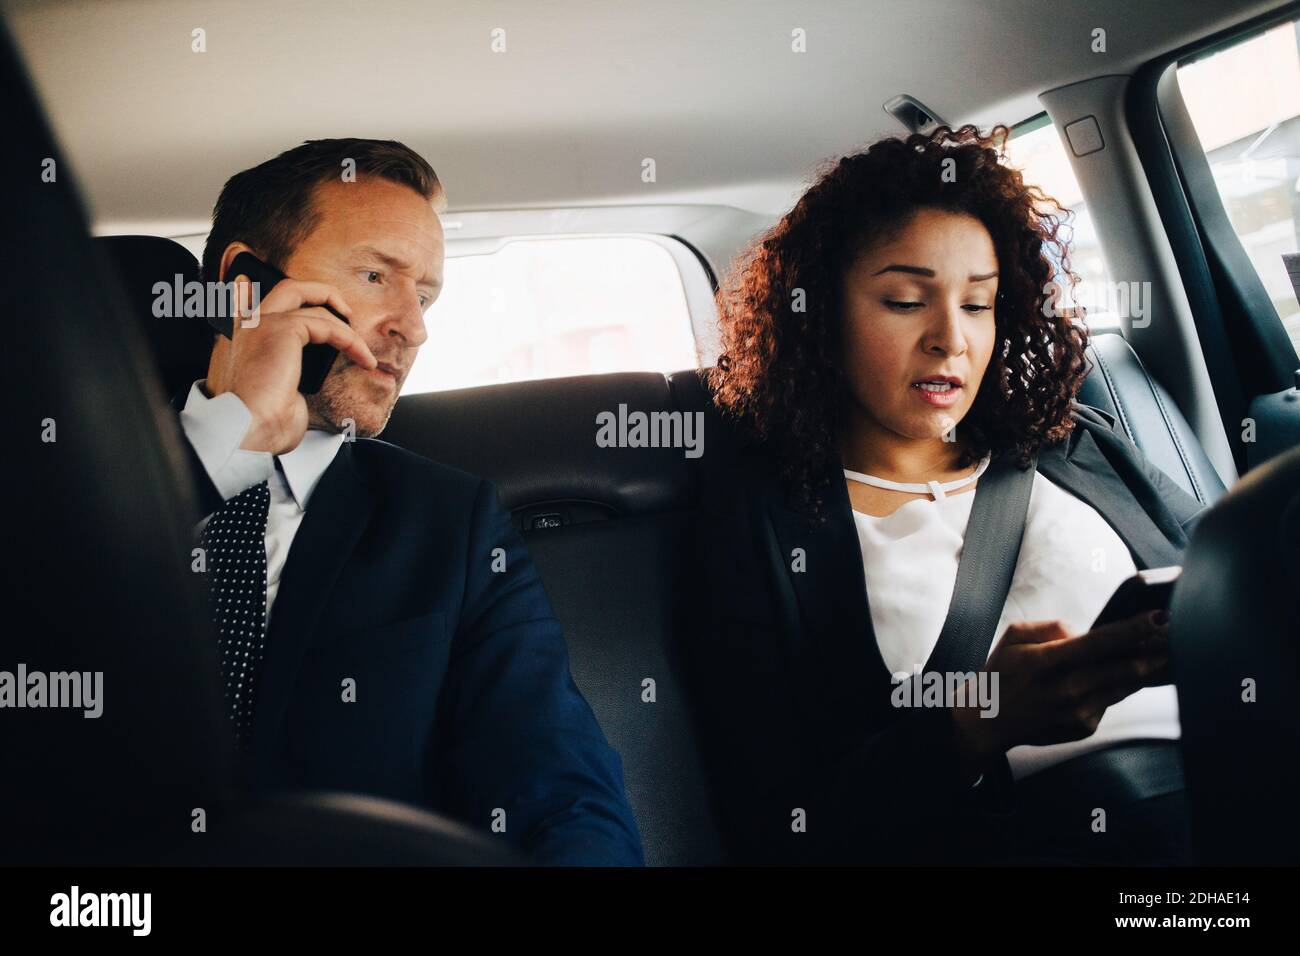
951,611,1170,779
208,276,374,454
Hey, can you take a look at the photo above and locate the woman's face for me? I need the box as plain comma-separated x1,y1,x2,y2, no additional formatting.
840,207,999,444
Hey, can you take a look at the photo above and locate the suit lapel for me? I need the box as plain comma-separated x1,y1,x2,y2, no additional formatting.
251,441,373,767
766,468,891,736
1038,425,1184,570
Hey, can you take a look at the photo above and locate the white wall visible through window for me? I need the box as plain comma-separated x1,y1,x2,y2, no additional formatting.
403,235,701,394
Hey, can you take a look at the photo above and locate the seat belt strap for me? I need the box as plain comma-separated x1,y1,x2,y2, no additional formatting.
924,452,1038,676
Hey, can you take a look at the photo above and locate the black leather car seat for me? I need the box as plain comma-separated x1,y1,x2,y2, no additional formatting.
1077,330,1227,506
1172,446,1300,865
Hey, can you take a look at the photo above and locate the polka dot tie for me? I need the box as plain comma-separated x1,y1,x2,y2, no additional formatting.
199,480,271,747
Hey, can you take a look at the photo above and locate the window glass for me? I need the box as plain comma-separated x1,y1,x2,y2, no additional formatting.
1003,118,1115,328
1177,20,1300,357
403,235,701,394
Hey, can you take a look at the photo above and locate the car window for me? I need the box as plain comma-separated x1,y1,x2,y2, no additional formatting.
1003,116,1115,329
1177,19,1300,357
403,235,703,394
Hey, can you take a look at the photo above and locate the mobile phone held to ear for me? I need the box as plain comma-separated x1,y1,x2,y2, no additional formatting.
1091,565,1182,631
214,251,348,395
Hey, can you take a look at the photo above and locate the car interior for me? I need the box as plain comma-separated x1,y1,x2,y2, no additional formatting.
3,0,1298,879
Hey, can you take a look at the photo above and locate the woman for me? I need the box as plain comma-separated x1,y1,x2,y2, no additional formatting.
687,125,1205,865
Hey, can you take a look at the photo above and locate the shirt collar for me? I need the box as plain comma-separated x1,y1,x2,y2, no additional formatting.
278,428,346,512
187,379,344,512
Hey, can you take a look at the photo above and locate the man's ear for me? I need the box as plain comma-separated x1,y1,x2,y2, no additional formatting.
216,241,256,283
212,241,263,340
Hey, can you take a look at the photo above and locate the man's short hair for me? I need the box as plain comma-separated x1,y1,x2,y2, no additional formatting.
200,138,443,292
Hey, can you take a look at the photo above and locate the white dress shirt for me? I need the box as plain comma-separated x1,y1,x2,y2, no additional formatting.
179,380,346,624
850,471,1180,781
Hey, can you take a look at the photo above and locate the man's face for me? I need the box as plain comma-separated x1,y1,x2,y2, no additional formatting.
282,176,445,437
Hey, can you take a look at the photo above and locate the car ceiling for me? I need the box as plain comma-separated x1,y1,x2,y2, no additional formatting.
4,0,1288,233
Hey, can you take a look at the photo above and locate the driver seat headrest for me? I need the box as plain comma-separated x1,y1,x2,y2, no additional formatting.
96,235,212,399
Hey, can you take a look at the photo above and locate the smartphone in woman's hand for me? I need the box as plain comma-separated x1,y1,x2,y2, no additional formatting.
1091,565,1182,630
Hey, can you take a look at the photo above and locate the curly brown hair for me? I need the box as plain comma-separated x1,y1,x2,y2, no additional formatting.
709,124,1091,514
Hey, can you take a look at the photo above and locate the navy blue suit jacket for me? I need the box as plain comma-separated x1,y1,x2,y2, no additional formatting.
174,392,643,866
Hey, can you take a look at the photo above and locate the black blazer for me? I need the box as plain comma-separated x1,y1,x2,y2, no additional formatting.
172,391,644,866
686,402,1206,864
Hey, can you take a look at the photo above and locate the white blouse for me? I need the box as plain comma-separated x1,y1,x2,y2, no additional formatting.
849,470,1180,780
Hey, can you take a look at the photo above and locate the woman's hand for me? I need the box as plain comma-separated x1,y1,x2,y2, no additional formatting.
950,612,1170,781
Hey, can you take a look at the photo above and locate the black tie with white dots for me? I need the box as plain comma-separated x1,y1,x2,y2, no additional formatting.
198,480,271,746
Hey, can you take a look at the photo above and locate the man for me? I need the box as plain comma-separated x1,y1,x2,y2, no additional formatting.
176,138,642,866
